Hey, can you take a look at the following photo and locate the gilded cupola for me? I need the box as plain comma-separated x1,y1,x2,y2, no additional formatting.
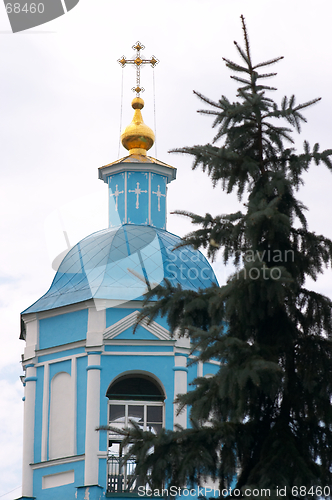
121,97,155,155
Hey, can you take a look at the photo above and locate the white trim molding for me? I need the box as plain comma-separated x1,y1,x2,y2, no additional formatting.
104,310,170,341
32,454,85,470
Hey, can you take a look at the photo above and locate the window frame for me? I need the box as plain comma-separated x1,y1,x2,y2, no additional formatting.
108,399,165,442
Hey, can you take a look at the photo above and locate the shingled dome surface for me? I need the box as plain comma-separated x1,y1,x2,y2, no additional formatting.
23,225,218,314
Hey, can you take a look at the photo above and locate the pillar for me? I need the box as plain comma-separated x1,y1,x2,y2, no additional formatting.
173,354,188,429
21,364,37,498
85,353,102,485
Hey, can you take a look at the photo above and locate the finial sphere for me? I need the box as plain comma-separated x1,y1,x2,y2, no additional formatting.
132,97,144,110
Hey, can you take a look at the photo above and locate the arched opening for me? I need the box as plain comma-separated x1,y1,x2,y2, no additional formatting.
106,373,165,401
106,373,165,493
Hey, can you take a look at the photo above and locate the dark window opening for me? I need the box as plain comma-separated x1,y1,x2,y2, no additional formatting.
106,375,164,401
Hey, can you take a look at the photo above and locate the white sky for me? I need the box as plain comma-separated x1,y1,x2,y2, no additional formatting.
1,1,332,497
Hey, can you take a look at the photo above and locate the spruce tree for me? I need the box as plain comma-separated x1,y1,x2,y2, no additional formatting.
111,16,332,498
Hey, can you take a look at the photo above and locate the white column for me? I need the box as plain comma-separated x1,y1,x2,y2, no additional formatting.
87,306,105,347
173,354,188,429
72,356,77,455
22,364,37,498
85,353,101,485
84,307,105,484
41,362,49,461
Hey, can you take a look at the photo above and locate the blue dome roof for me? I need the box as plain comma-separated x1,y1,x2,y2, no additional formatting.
22,225,218,314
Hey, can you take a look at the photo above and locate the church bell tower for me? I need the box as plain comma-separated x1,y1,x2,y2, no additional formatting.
18,42,219,500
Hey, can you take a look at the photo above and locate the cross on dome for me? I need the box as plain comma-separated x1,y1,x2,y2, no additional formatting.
128,182,148,209
152,185,166,212
110,184,124,212
118,41,159,97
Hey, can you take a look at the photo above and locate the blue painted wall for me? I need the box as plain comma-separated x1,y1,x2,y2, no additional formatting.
32,460,84,500
39,309,88,349
38,347,85,363
106,307,138,328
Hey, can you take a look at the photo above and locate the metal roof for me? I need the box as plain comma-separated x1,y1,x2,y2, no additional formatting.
22,225,218,315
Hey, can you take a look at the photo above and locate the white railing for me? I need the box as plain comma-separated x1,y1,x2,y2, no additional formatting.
107,455,142,493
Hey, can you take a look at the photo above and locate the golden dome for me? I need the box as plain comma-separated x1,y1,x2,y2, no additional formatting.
121,97,155,156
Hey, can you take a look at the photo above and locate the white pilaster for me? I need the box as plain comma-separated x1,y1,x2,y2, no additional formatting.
41,362,49,461
72,356,77,455
173,354,188,429
87,307,105,347
84,353,101,485
22,364,37,498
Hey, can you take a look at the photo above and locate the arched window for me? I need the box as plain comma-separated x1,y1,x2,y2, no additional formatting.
106,374,165,493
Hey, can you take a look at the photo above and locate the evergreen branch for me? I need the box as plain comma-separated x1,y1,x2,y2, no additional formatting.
297,289,332,336
192,90,222,109
134,280,222,337
169,210,245,262
240,15,252,68
253,56,284,69
255,72,278,79
233,41,251,67
294,97,321,111
222,57,250,74
230,76,252,86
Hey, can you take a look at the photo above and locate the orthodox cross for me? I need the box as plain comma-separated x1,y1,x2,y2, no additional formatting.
118,41,159,96
128,182,147,209
110,184,124,212
152,185,166,212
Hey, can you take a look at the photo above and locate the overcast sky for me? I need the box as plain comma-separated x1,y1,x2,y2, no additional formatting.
1,1,332,497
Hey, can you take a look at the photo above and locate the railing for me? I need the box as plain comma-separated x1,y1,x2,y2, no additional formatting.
107,455,146,493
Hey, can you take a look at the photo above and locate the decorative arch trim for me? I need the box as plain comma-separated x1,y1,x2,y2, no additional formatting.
103,311,170,341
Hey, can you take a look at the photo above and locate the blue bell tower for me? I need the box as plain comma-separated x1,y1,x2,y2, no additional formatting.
18,43,219,500
101,96,176,230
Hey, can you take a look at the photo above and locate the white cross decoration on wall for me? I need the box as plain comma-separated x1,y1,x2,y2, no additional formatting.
129,182,147,209
152,185,166,211
110,184,124,212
